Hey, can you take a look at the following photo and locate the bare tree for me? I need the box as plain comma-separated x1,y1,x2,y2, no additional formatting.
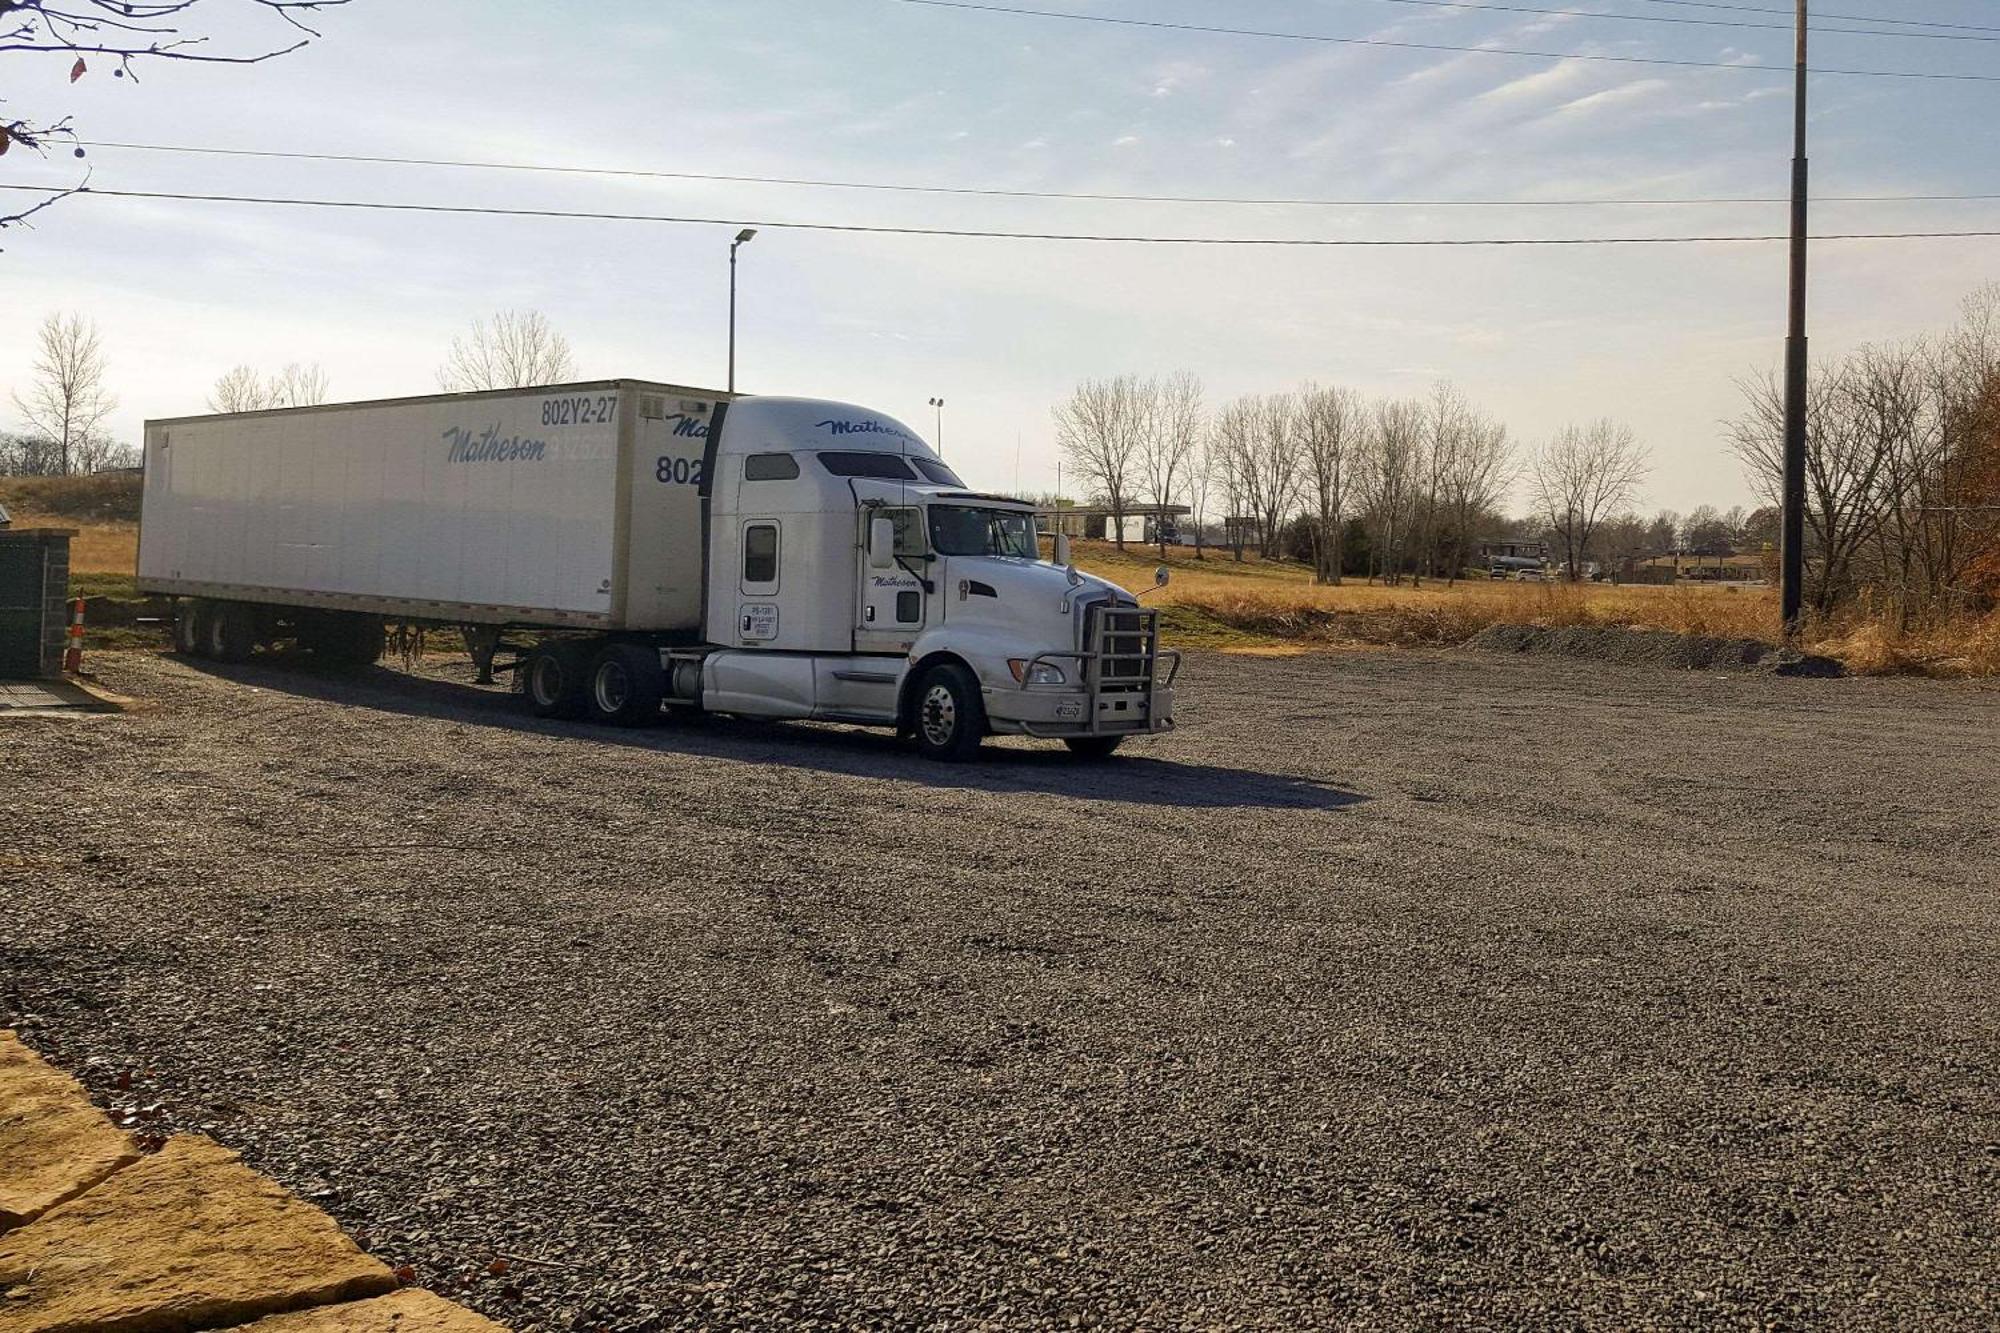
208,361,331,413
1053,375,1149,550
1412,382,1471,583
1597,512,1651,580
1439,412,1512,583
1232,394,1302,560
1297,382,1361,584
439,310,576,392
1139,372,1202,558
1354,399,1424,584
1211,397,1259,560
1646,510,1680,559
1187,420,1221,561
11,311,115,475
209,365,269,414
2,2,349,236
271,361,330,407
0,432,63,476
1730,364,1887,610
1531,419,1649,582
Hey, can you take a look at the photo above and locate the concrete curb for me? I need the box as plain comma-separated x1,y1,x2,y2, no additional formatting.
0,1032,506,1333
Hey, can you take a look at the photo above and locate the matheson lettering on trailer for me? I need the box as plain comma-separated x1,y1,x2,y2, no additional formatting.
444,424,549,464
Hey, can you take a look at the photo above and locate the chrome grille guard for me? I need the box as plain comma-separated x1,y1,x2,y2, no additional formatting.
1017,602,1180,736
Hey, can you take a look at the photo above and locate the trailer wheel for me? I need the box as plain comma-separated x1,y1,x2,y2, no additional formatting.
524,640,590,719
173,602,208,657
1063,736,1124,760
587,642,664,727
205,601,257,663
910,662,986,762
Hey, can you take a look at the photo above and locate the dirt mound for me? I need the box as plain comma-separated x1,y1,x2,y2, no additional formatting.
1466,623,1844,675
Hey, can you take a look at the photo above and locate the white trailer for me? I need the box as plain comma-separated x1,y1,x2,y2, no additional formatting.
138,381,1178,760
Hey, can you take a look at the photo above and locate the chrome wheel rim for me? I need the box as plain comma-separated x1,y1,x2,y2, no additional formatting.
920,682,957,747
594,661,629,714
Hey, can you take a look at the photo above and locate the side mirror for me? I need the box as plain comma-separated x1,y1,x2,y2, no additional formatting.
1154,566,1170,588
868,516,897,570
1052,532,1072,567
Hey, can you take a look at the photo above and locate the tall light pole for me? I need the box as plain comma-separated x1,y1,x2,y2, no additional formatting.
728,228,757,394
928,396,946,457
1780,0,1809,637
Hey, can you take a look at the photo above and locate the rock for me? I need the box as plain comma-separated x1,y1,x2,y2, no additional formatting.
0,1030,139,1232
233,1289,510,1333
0,1135,395,1333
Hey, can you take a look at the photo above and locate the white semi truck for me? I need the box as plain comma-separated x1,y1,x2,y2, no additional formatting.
137,381,1178,760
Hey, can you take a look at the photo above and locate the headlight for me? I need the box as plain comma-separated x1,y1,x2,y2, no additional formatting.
1008,658,1066,686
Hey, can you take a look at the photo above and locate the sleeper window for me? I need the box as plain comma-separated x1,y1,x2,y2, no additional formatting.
744,452,800,481
743,522,779,591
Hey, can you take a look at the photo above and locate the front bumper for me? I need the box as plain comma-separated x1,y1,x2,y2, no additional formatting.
984,603,1180,738
985,683,1176,736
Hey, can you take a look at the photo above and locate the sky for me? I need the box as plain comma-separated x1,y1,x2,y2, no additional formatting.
7,0,2000,515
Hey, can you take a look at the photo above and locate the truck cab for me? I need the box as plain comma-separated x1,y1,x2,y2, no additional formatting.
689,396,1177,759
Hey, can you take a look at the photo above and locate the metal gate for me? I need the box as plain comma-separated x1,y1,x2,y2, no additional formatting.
0,531,67,679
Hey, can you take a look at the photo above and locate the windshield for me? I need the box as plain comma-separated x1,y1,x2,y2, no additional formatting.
928,505,1038,559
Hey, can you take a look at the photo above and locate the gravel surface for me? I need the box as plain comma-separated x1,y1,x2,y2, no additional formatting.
4,649,1997,1330
1465,624,1826,674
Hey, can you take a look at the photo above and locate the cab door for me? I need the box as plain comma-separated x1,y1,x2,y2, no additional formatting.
855,505,928,654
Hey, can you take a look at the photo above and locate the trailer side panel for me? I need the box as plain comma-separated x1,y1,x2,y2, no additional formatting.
138,384,705,632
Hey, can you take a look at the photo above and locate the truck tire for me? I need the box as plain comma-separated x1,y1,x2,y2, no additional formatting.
300,612,384,668
1064,736,1125,760
587,642,665,727
173,602,207,657
205,601,257,663
524,640,590,719
911,662,986,762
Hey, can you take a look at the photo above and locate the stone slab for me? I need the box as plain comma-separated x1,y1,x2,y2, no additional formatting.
0,1135,396,1333
234,1290,508,1333
0,1031,138,1231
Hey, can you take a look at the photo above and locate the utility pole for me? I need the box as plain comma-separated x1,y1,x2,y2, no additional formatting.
1780,0,1809,636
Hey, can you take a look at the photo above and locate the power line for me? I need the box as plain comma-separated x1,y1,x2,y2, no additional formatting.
1621,0,2000,34
9,183,2000,245
1338,0,2000,42
879,0,2000,80
68,139,2000,210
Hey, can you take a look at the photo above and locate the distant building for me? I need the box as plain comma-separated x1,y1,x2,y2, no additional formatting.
1034,503,1190,545
1477,538,1548,564
1222,515,1262,550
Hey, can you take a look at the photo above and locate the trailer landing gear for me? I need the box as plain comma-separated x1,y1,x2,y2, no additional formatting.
461,625,502,685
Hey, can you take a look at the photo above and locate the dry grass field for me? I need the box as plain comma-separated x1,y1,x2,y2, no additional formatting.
1071,539,2000,677
0,473,141,575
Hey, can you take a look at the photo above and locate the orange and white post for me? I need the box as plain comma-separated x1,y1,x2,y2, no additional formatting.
63,597,86,674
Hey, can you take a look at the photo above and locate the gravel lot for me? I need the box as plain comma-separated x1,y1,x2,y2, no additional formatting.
4,648,1997,1330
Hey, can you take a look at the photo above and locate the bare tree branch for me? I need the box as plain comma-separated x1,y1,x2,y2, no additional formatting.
1,0,347,232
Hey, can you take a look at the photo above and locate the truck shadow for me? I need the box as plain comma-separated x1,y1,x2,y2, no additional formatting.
197,657,1367,813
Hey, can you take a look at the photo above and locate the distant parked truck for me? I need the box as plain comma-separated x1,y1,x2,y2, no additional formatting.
137,382,1177,760
1488,556,1545,579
